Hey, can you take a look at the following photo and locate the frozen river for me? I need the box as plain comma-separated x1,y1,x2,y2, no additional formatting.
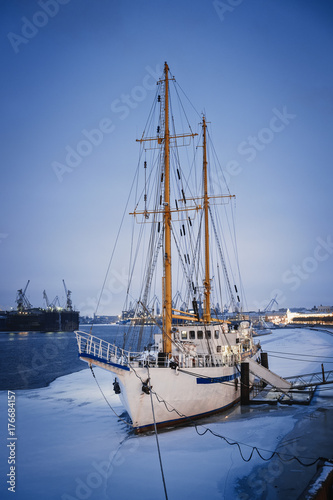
1,326,332,499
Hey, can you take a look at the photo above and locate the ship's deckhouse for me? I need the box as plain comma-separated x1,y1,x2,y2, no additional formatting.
153,320,256,368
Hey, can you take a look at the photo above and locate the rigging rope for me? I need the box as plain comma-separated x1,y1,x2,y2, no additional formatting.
267,354,333,364
209,206,236,310
265,350,333,359
90,156,143,334
173,80,201,120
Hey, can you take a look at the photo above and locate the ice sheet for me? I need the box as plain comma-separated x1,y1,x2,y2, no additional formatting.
1,327,332,500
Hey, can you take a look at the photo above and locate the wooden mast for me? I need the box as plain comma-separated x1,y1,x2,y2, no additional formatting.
134,63,198,344
202,116,211,323
163,62,172,355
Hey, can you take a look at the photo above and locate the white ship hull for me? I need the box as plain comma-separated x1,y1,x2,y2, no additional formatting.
79,340,259,432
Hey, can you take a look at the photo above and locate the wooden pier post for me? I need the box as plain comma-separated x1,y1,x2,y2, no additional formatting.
261,352,269,388
261,352,269,369
241,362,250,405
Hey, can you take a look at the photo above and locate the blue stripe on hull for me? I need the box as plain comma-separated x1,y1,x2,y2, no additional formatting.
79,353,130,371
196,371,240,384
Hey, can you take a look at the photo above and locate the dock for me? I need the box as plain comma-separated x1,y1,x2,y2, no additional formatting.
241,355,333,406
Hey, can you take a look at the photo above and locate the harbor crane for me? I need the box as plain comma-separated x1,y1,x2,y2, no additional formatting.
43,290,50,309
263,294,278,313
148,294,161,316
172,291,185,310
62,280,73,311
43,290,61,310
16,280,32,311
51,296,61,308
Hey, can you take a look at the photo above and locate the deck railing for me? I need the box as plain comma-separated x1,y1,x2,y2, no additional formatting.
75,330,257,369
75,330,154,368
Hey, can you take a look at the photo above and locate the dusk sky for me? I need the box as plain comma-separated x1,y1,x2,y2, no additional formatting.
1,0,332,316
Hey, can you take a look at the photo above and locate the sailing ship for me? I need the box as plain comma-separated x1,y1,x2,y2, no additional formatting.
75,63,262,432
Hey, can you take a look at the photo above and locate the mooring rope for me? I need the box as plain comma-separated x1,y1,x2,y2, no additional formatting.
147,365,169,500
89,359,331,468
128,362,331,467
89,365,133,428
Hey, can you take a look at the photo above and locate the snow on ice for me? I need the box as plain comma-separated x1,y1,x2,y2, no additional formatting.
0,327,332,500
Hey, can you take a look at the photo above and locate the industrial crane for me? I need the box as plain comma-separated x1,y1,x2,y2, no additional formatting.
62,280,73,311
263,294,278,313
50,296,61,308
43,290,61,310
16,280,32,311
43,290,50,309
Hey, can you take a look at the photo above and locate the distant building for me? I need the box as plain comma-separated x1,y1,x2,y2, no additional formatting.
317,305,333,313
265,311,287,325
286,308,333,325
93,314,118,324
265,306,333,326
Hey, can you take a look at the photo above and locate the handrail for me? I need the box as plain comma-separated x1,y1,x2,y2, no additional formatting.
285,369,333,388
75,330,150,367
74,330,256,370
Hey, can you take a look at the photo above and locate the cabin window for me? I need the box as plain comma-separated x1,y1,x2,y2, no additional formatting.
189,330,195,340
197,330,203,339
205,330,211,339
214,330,219,339
181,331,187,340
217,345,221,353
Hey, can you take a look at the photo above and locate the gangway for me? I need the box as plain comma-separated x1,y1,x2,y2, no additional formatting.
243,358,333,406
245,357,292,393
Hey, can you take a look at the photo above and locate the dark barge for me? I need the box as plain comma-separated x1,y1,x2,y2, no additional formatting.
0,280,79,332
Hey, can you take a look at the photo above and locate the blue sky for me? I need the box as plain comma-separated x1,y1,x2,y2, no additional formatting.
1,0,332,315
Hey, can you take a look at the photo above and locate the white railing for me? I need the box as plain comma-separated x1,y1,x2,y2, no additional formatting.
75,330,258,369
75,330,158,368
